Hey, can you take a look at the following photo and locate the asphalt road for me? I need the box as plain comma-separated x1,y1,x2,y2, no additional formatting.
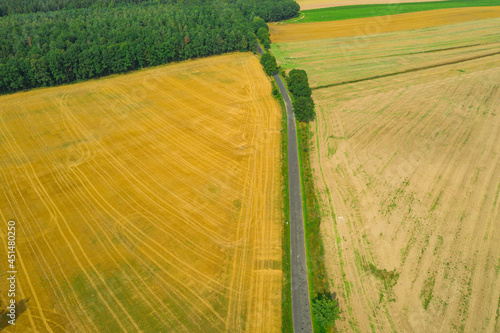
257,44,314,333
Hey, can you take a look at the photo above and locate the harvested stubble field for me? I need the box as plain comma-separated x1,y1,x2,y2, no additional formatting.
297,0,445,11
291,0,500,21
270,6,500,43
273,18,500,332
0,53,282,332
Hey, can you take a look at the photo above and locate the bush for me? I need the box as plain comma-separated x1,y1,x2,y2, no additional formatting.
256,25,271,49
287,68,315,121
292,96,315,122
311,292,340,332
287,69,311,97
279,68,287,80
257,27,268,40
272,85,279,96
260,52,278,76
252,16,269,33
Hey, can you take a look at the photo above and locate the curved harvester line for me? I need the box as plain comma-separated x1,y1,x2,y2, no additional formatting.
0,116,139,332
0,53,282,332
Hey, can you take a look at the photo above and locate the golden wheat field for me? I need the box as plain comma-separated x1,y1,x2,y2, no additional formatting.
297,0,444,11
273,17,500,332
0,53,282,332
270,7,500,43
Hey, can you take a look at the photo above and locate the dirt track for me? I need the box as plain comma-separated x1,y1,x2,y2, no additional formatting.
0,53,282,332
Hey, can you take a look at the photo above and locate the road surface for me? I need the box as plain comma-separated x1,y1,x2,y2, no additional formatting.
257,44,313,333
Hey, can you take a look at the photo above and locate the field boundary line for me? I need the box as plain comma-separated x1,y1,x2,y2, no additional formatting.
313,50,500,90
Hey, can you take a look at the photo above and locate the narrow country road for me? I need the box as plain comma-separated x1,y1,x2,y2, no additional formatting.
257,44,313,333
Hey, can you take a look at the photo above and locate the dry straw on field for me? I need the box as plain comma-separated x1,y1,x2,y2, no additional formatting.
270,7,500,43
0,53,282,332
273,17,500,332
297,0,445,10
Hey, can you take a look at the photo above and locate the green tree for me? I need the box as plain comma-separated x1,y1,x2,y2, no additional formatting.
311,292,340,332
287,68,311,97
292,96,315,122
257,27,269,42
252,16,268,33
260,52,277,76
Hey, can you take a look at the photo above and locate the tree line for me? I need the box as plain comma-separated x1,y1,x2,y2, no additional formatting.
0,0,176,17
0,0,299,94
0,0,300,18
252,17,271,49
287,69,315,122
233,0,300,23
259,54,315,123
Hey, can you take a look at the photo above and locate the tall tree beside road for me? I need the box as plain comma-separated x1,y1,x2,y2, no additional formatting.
286,69,316,122
260,52,278,76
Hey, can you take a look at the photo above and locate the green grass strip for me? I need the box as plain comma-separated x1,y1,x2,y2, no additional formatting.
296,121,330,332
271,78,294,333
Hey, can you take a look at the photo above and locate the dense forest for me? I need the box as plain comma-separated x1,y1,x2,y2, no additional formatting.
234,0,300,22
0,0,299,94
0,0,156,16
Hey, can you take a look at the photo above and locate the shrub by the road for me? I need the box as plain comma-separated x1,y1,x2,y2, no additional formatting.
311,292,341,332
253,17,271,49
257,27,271,49
287,69,312,97
260,52,278,76
292,96,315,122
287,68,315,122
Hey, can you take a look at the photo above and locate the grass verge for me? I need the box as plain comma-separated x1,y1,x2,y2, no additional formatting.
296,121,332,332
271,79,294,333
287,0,500,24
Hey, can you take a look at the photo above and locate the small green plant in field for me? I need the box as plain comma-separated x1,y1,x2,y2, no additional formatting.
430,190,443,211
272,81,280,97
433,235,443,255
363,261,400,303
420,275,436,310
368,263,399,288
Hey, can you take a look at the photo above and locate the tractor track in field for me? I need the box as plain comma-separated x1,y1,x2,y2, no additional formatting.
312,50,500,90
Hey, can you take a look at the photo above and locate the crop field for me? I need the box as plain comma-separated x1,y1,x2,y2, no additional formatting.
0,53,282,332
270,6,500,43
297,0,445,11
290,0,500,22
272,18,500,332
